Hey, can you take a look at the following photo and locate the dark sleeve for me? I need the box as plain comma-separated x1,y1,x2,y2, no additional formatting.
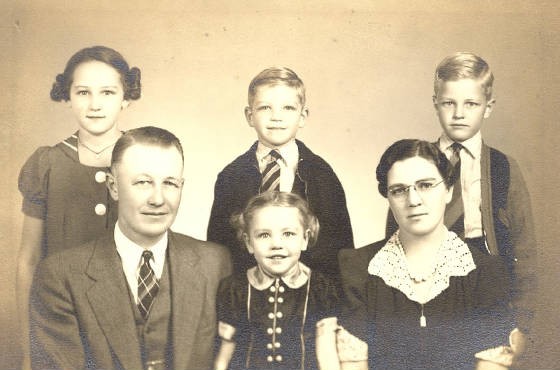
30,257,85,369
466,253,515,351
207,170,236,248
504,157,537,333
304,163,354,280
18,146,51,219
216,275,245,340
310,272,341,320
337,249,369,342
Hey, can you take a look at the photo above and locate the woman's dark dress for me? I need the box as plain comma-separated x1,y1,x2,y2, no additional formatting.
338,232,514,370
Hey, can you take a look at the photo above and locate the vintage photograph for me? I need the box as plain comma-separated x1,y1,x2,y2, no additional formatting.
2,1,559,369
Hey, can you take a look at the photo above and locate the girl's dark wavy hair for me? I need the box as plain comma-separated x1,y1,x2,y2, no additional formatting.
376,139,457,198
50,46,141,101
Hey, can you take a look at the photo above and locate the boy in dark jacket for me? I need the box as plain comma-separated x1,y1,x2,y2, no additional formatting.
208,67,353,281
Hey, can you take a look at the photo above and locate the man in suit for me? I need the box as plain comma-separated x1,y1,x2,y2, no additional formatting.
29,126,232,370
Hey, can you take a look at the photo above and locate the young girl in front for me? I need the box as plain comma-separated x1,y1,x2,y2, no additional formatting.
17,45,141,367
215,191,355,370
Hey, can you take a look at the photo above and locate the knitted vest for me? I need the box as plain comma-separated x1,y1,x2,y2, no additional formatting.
131,258,172,370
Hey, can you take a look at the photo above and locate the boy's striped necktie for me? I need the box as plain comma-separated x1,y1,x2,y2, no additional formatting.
261,150,282,192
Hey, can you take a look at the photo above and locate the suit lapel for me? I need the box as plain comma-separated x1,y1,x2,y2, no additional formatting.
85,234,143,370
167,232,206,369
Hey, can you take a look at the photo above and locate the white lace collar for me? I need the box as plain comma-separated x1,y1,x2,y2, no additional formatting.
368,230,476,304
247,262,311,290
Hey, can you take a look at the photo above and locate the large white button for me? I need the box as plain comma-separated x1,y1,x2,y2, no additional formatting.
267,355,273,362
95,203,107,216
95,171,107,183
278,286,285,293
268,312,274,319
267,328,273,335
268,297,275,303
275,355,283,362
278,297,284,303
276,312,283,318
275,327,282,334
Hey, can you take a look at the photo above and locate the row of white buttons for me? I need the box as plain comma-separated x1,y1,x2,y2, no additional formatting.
95,171,107,215
266,282,284,362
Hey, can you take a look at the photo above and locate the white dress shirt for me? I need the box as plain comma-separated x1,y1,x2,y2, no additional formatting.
114,221,168,302
439,132,483,239
256,140,299,192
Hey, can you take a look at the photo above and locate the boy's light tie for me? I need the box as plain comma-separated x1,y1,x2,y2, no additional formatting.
261,150,282,192
137,250,159,319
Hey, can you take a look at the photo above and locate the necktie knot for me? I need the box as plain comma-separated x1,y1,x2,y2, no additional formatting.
450,142,463,167
451,142,463,154
269,149,282,162
261,150,282,192
141,250,154,263
138,250,159,319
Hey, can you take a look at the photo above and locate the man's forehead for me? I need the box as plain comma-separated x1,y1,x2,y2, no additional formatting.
121,142,181,158
115,143,184,172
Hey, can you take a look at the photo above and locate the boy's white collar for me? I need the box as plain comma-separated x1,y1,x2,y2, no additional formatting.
439,131,482,158
256,140,298,162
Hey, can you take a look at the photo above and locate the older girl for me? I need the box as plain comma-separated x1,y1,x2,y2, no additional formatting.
17,46,141,367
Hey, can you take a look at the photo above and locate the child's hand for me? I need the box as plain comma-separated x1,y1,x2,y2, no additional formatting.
335,326,368,363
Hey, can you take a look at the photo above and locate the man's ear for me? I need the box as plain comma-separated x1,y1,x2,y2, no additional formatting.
243,233,254,254
244,106,253,127
106,171,119,201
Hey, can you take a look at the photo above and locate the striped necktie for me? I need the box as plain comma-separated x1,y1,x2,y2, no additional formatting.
261,150,282,192
137,250,159,319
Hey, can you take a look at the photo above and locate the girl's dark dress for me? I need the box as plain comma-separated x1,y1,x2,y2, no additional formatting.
217,263,338,370
339,231,514,370
18,132,117,256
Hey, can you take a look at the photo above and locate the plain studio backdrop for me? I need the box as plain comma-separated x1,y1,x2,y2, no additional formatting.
2,1,559,368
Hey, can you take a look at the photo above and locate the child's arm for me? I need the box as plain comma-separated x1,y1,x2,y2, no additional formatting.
17,215,43,370
214,338,235,370
316,318,368,370
316,317,341,370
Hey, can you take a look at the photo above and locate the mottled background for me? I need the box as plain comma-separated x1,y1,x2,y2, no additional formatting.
2,1,559,368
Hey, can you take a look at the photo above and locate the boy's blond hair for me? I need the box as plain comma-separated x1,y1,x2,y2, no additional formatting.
434,52,494,100
248,67,306,106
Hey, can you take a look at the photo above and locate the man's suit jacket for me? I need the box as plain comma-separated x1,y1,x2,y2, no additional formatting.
30,230,232,370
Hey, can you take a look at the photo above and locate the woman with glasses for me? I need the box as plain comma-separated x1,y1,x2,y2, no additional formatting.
334,139,516,370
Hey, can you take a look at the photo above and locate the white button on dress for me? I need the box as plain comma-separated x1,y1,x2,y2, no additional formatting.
95,203,107,216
